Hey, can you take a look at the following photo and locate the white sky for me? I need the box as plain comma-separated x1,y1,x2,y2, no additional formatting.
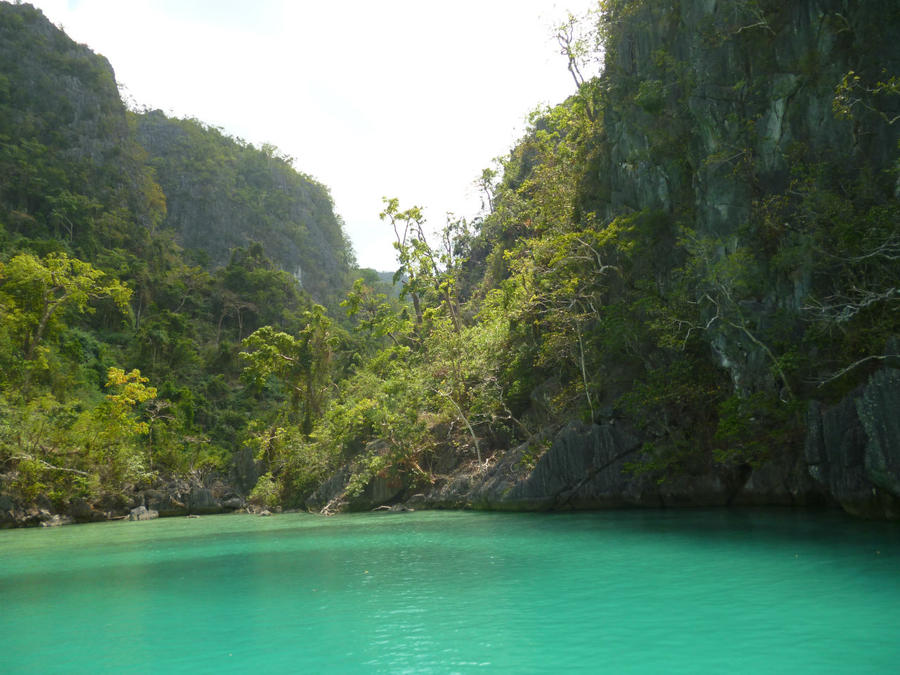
27,0,598,271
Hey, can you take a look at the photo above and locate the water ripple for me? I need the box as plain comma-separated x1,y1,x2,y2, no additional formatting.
0,509,898,672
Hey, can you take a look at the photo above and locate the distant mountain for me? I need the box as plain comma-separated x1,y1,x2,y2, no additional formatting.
135,111,355,307
0,1,354,308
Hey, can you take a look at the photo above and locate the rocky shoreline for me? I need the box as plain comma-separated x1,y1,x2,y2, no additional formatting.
310,369,900,521
4,369,898,528
0,474,248,529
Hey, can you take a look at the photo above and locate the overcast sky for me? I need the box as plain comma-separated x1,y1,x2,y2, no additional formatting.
28,0,599,271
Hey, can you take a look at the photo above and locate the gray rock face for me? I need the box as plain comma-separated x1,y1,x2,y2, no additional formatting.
306,440,406,513
314,419,826,514
1,470,244,528
68,498,103,523
805,369,900,518
733,451,822,508
188,487,222,514
423,421,819,511
599,0,900,395
142,489,188,517
474,422,648,509
135,111,352,307
0,488,77,528
360,474,405,509
231,446,263,495
140,478,231,516
306,466,352,514
857,369,900,496
300,368,895,519
0,492,16,529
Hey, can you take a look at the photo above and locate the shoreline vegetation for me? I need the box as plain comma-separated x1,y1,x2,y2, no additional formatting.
2,2,899,528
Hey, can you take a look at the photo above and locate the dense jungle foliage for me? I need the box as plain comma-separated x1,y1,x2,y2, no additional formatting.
0,2,356,507
1,1,897,513
247,0,899,508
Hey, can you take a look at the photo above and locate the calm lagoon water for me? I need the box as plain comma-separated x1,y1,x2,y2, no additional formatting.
1,508,898,673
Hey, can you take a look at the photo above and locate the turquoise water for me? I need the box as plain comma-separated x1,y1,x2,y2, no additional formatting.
1,509,898,673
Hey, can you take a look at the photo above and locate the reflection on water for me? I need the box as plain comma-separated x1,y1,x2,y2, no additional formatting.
1,509,898,673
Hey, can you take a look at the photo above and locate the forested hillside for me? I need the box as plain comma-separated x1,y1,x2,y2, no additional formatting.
135,111,354,307
1,0,899,526
0,2,355,525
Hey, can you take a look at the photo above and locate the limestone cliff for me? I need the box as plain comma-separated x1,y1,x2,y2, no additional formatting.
135,111,354,307
0,2,164,242
590,0,900,394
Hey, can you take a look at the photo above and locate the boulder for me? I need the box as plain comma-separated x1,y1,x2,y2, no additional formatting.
128,505,159,521
222,496,244,510
40,514,74,527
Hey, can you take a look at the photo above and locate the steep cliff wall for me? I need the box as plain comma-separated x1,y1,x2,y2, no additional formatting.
0,2,164,244
591,0,900,394
578,0,900,516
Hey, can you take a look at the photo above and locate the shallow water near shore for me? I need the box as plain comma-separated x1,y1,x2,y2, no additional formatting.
1,508,898,673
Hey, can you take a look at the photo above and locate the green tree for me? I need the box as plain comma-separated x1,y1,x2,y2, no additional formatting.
78,367,157,484
0,251,131,378
240,305,337,434
380,198,468,334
